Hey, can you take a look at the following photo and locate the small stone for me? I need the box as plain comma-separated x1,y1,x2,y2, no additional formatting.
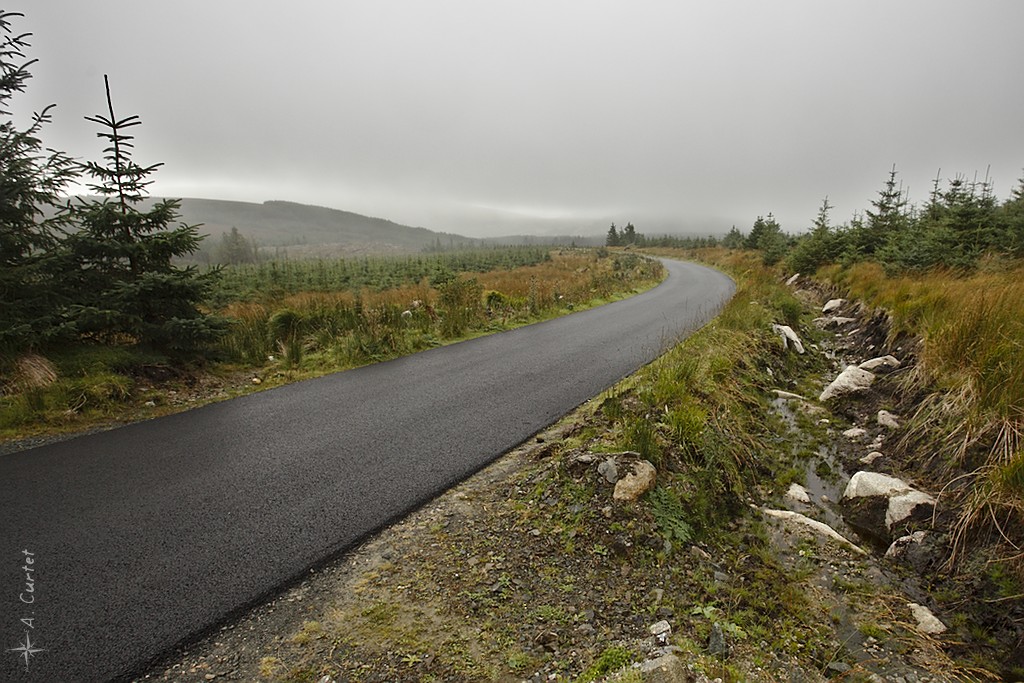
878,410,900,430
786,482,811,504
144,400,156,407
785,273,801,286
650,619,672,645
597,457,619,484
908,603,946,634
843,427,868,440
860,451,884,465
251,377,262,385
613,460,657,503
708,622,729,657
859,355,901,371
826,661,851,675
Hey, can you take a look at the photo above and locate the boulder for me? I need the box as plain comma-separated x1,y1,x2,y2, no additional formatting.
761,508,867,555
819,366,875,402
636,653,688,683
772,324,805,354
613,460,657,503
822,298,845,313
842,471,935,536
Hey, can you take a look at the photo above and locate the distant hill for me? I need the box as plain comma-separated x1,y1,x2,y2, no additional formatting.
163,198,479,259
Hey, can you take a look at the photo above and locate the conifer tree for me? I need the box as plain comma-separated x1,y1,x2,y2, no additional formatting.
722,225,744,249
606,222,620,246
622,222,636,244
0,11,77,353
856,165,908,256
56,76,224,352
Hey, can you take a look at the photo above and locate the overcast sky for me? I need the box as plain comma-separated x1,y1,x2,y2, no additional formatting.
10,1,1024,237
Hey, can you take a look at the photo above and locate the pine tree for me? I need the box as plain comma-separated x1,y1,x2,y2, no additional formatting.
606,222,620,247
622,222,636,244
0,11,77,354
756,213,787,265
858,165,908,256
788,197,841,273
722,225,744,249
216,226,257,264
56,76,224,352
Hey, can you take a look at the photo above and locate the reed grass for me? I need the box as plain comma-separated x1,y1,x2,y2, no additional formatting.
824,259,1024,571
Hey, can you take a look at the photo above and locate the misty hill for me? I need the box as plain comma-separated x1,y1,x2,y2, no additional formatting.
165,198,479,257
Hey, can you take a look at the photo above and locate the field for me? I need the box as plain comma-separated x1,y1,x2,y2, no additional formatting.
0,248,664,441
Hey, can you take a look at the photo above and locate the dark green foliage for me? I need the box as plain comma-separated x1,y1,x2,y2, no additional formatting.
747,214,787,265
0,11,77,354
648,486,694,545
215,226,258,265
55,76,224,352
851,165,910,257
209,247,551,306
788,197,844,274
605,222,620,246
722,225,745,248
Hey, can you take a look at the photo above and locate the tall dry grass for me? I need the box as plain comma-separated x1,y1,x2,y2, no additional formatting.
217,249,663,371
826,260,1024,568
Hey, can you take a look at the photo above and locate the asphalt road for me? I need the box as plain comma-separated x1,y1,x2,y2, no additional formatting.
0,258,734,682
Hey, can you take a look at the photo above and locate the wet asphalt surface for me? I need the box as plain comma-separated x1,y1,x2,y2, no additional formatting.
0,259,733,681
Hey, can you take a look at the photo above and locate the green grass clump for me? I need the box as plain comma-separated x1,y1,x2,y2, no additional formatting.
576,646,635,683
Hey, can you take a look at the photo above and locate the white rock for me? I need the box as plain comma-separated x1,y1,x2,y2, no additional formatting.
843,427,868,440
786,483,811,504
613,460,657,503
649,619,672,637
885,531,928,558
761,508,867,555
908,603,947,635
773,390,806,401
859,355,901,371
878,410,900,429
859,451,884,465
772,324,805,354
843,471,935,528
843,471,911,499
819,366,875,402
785,273,801,286
886,489,935,528
822,298,845,313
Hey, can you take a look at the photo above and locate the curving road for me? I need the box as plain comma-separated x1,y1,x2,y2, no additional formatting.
0,258,733,682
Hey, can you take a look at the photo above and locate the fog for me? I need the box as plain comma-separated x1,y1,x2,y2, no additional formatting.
11,1,1024,237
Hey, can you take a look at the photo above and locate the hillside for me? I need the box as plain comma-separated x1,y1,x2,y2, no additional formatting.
163,198,479,258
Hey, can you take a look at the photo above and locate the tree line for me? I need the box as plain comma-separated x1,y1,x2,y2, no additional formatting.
1,11,222,358
640,166,1024,274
